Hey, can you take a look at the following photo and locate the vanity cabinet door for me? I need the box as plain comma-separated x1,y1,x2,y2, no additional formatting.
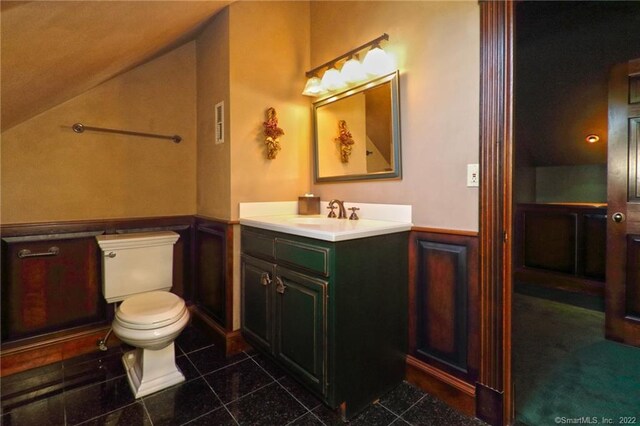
241,255,276,353
274,266,328,396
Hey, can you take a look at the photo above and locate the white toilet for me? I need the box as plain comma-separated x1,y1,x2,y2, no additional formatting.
96,231,190,398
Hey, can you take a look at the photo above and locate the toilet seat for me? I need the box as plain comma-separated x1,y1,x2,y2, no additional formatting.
116,291,186,330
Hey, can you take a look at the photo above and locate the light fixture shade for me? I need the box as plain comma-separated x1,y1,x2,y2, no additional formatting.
362,47,394,76
340,58,367,84
321,68,346,91
302,76,325,97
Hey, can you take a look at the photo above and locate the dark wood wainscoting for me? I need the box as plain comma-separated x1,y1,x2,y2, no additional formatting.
1,215,240,376
2,233,104,342
194,222,227,326
407,227,479,417
625,235,640,318
514,204,606,297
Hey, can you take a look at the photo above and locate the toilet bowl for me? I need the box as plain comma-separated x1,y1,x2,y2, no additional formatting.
113,291,190,350
114,291,190,398
96,231,189,399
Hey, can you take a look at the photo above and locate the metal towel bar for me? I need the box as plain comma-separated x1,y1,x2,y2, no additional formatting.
72,123,182,144
18,246,60,259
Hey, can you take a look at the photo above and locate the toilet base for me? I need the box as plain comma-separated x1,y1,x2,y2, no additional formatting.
122,343,185,398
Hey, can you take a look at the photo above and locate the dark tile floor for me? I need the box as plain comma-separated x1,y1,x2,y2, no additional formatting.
1,326,485,425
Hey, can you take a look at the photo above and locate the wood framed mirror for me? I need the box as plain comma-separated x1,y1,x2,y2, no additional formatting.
313,71,401,182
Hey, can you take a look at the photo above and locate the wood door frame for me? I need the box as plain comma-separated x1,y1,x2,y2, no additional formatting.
477,1,515,425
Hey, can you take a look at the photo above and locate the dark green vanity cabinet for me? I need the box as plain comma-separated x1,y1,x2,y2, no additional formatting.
240,226,409,419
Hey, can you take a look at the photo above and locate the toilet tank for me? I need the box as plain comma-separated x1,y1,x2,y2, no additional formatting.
96,231,180,303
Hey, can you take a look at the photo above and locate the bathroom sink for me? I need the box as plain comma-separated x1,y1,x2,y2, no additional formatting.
239,214,412,242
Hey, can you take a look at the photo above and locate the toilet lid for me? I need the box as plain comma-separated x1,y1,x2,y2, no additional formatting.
116,291,186,329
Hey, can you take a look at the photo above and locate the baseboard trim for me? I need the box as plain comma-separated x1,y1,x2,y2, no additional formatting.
189,306,249,356
405,355,476,417
0,325,117,377
475,382,504,426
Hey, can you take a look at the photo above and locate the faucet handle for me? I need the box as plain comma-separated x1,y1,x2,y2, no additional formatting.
327,205,337,218
348,207,360,220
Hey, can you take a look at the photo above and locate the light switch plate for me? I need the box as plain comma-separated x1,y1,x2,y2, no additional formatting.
467,163,479,187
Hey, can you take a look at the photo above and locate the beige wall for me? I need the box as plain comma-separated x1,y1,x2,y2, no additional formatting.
1,42,197,224
228,1,311,220
197,9,232,220
2,1,479,231
195,1,311,221
309,1,480,231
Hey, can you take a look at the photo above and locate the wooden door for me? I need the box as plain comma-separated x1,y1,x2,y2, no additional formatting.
606,58,640,346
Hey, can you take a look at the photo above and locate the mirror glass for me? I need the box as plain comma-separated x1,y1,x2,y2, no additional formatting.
313,72,401,182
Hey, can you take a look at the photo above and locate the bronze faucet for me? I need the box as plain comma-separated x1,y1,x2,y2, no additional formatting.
327,199,347,219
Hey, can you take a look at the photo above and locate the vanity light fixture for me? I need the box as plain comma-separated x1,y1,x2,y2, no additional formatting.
321,66,347,91
586,134,600,144
341,56,367,84
362,44,394,76
302,33,393,98
301,75,325,97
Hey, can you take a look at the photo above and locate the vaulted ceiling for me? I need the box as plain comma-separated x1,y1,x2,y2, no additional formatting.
1,1,231,131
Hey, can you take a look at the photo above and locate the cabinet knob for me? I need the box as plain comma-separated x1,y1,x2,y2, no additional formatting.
275,276,286,294
260,272,272,286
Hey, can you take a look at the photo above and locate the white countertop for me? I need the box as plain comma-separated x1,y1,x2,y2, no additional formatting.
239,201,412,242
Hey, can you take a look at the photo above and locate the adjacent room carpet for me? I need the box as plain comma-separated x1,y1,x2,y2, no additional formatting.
513,293,640,426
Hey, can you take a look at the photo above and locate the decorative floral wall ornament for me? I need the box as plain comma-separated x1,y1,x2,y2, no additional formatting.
263,107,284,160
335,120,355,163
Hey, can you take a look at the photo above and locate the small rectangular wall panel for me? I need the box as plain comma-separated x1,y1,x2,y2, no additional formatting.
196,225,227,327
630,75,640,104
409,233,478,383
626,236,640,319
523,212,576,274
631,119,640,200
1,236,105,342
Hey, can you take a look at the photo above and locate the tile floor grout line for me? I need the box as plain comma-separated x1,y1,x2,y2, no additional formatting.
222,380,278,407
284,408,322,426
188,352,253,378
199,364,241,426
274,378,324,426
184,349,241,426
376,401,403,423
206,356,253,376
71,401,140,426
180,406,236,426
392,394,427,424
181,351,205,377
247,353,280,381
274,377,323,414
309,410,328,426
140,398,155,426
178,342,216,356
248,356,328,425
